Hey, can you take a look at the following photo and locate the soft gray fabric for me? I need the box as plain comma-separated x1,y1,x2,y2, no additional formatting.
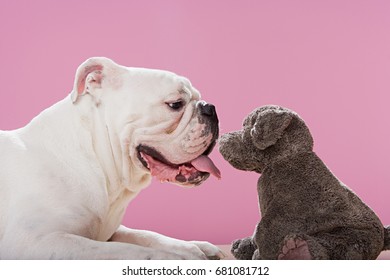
219,105,390,260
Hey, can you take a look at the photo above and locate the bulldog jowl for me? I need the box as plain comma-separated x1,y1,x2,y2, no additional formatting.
137,145,221,187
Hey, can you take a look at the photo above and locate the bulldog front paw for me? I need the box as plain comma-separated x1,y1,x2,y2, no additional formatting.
190,241,226,260
231,237,256,260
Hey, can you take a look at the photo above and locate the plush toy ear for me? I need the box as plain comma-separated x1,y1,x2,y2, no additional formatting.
71,57,107,103
250,107,293,150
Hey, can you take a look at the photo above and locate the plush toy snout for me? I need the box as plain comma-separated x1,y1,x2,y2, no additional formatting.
219,131,262,172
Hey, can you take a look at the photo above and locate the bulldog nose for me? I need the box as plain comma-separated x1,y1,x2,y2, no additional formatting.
200,103,216,117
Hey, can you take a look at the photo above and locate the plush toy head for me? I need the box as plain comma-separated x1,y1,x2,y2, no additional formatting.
219,105,314,173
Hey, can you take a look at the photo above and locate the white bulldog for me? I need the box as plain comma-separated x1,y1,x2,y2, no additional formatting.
0,57,223,260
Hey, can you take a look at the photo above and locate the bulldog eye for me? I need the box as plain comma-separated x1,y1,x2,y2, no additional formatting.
167,101,184,111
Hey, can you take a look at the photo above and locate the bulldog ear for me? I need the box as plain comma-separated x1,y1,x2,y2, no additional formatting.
250,106,293,150
71,57,108,103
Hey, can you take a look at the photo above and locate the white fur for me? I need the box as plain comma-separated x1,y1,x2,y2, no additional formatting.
0,57,223,260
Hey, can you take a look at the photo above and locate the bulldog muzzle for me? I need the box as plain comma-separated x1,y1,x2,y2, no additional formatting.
137,102,220,187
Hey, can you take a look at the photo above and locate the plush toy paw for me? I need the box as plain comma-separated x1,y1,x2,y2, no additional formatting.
278,235,312,260
231,237,256,260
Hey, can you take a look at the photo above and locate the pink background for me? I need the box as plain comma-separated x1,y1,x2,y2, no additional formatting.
1,0,389,244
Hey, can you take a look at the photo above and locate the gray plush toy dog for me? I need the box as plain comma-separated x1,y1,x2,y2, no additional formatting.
219,105,390,260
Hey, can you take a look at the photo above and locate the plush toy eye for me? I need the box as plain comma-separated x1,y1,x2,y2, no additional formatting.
167,100,184,110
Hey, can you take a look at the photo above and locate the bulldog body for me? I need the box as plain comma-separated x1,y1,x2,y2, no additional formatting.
0,57,222,259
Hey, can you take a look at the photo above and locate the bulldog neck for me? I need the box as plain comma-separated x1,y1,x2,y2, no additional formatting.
74,94,152,195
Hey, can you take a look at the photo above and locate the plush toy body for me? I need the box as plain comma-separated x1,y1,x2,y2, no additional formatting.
219,105,390,260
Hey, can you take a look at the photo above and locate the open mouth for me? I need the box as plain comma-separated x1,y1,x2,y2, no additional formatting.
137,144,221,186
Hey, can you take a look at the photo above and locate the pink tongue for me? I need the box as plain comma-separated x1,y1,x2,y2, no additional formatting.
190,155,221,179
141,152,221,182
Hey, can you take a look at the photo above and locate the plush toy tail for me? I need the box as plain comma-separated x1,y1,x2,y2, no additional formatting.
384,226,390,250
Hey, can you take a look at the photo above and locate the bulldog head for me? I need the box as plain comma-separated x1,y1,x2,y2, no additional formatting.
71,57,220,188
